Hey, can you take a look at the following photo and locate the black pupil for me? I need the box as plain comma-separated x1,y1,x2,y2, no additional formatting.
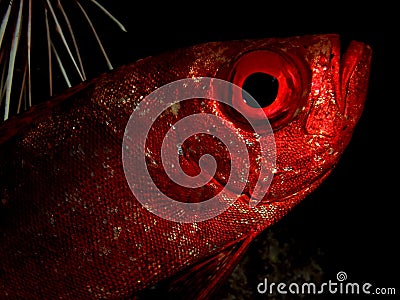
242,72,279,108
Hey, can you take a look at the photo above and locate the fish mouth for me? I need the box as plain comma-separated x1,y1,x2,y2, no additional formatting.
339,37,372,119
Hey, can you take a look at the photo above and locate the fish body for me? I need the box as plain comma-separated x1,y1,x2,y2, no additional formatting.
0,34,371,299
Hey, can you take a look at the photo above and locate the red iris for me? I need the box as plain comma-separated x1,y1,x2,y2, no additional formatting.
229,49,310,130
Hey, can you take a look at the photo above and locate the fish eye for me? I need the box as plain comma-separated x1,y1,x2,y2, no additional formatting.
242,72,279,108
226,49,310,131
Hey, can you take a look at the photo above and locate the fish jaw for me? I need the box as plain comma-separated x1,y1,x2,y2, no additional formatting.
304,35,372,136
340,40,373,127
264,35,372,204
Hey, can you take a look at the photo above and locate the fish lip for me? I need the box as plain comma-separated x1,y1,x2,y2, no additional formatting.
339,38,373,115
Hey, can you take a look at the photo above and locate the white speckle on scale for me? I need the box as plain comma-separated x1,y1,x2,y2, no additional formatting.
170,102,180,116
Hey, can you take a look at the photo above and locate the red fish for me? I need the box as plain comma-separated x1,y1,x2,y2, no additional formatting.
0,34,371,299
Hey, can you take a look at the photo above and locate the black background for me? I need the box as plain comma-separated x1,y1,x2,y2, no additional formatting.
21,1,400,298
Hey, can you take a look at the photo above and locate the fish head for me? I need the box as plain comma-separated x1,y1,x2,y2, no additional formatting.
124,34,372,219
212,33,373,205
